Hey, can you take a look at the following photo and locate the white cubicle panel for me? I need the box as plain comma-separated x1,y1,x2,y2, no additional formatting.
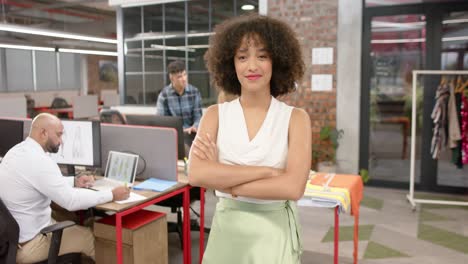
23,119,31,139
111,105,157,115
102,93,120,107
73,95,98,119
0,96,27,118
100,124,178,181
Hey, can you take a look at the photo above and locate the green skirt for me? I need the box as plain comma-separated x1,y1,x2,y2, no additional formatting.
203,198,302,264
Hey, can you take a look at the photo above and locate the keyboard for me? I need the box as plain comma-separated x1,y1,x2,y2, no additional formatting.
91,178,125,191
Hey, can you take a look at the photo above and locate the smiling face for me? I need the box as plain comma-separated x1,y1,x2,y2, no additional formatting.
169,70,188,94
234,34,272,95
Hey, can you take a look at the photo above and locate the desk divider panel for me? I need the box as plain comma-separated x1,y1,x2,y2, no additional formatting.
0,97,27,118
101,124,178,182
0,117,32,140
73,95,98,119
22,119,31,139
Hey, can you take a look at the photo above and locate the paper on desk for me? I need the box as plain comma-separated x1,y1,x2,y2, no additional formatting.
132,178,178,192
115,192,146,204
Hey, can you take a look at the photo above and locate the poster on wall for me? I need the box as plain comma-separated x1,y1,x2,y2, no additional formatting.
312,47,333,65
99,60,118,83
311,74,333,92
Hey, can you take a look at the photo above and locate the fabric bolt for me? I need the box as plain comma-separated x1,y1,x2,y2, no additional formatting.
155,83,202,129
302,182,351,213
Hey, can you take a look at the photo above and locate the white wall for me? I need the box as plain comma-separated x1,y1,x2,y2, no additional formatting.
0,90,80,107
336,0,363,174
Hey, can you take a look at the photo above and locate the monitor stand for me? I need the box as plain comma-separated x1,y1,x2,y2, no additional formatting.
67,165,76,176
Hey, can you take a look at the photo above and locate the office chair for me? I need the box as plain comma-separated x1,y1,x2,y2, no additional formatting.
50,97,71,119
157,188,210,248
99,109,126,124
50,97,70,109
0,198,81,264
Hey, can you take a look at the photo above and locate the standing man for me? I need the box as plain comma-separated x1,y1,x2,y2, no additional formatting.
156,60,203,150
0,113,129,263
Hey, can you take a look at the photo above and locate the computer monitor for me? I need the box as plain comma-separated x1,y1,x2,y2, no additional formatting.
0,119,24,157
49,120,101,170
125,115,186,160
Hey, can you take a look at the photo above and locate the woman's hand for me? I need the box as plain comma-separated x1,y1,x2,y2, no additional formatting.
192,133,218,161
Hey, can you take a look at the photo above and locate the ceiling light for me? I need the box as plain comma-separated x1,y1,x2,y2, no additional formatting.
371,35,468,44
443,19,468,24
127,32,214,42
442,36,468,42
118,0,185,8
241,4,255,11
0,23,117,44
59,48,117,56
150,44,195,52
371,38,425,44
0,43,55,51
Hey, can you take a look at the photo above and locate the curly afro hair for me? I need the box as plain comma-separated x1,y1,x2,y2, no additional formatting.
204,14,304,98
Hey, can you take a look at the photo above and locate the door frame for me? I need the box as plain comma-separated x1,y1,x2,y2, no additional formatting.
360,1,468,193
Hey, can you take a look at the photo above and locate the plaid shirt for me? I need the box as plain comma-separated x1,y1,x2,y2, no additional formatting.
156,84,203,129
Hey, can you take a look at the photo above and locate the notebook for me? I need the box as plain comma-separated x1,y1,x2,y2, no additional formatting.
91,151,139,191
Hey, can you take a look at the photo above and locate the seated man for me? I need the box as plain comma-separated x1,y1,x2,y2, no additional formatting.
156,60,203,153
0,113,129,263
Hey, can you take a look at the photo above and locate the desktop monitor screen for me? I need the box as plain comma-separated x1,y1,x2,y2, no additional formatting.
0,119,24,157
49,120,101,167
125,115,185,160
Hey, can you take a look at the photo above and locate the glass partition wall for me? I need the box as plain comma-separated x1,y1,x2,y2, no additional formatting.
119,0,258,106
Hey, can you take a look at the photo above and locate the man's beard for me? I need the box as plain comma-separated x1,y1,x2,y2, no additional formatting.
46,140,60,153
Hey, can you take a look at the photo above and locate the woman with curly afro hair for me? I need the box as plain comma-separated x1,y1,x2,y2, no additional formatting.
188,14,311,264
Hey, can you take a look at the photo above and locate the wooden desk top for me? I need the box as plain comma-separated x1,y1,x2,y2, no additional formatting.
95,173,189,212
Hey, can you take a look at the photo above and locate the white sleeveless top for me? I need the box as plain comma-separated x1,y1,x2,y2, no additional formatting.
216,96,293,204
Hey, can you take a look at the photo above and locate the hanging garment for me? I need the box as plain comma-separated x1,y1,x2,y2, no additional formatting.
452,92,464,168
431,83,450,159
461,93,468,165
448,85,461,148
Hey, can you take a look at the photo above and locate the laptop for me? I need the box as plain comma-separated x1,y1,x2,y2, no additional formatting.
91,151,139,191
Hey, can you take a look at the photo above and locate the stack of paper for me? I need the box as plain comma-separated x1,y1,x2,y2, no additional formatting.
298,173,351,214
115,192,147,204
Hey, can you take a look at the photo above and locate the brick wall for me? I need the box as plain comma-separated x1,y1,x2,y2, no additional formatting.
269,0,338,168
87,55,118,98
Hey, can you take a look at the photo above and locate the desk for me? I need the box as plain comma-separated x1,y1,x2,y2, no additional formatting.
96,175,202,264
307,173,363,264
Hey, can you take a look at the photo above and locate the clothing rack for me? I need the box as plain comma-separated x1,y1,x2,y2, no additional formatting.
407,70,468,210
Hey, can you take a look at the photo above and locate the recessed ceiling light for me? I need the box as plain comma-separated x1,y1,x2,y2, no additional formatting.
0,43,54,52
241,4,255,11
0,23,117,44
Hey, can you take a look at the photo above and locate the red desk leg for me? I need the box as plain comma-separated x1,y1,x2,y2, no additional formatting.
199,187,205,264
183,187,192,264
334,206,339,264
116,213,123,264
